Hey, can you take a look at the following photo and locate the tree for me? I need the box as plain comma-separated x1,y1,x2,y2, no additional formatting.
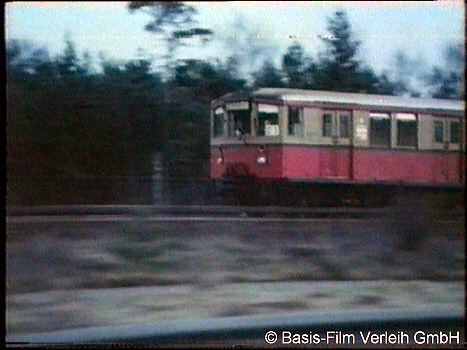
6,40,21,64
318,10,361,92
163,58,245,202
128,2,212,59
427,43,464,99
282,44,306,88
353,66,383,94
302,60,319,89
385,51,424,97
7,37,166,205
221,15,279,80
253,60,284,88
6,39,52,75
322,11,359,68
314,10,400,95
374,71,397,95
58,34,79,76
168,59,244,101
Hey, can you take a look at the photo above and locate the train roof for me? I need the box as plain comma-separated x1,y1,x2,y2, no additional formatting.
214,88,464,114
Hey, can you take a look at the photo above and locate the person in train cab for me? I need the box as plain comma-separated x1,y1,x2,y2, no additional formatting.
235,120,244,140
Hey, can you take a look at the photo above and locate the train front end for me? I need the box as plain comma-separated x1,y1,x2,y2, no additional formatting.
210,91,288,203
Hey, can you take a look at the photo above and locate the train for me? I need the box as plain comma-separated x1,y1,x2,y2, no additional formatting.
210,88,464,207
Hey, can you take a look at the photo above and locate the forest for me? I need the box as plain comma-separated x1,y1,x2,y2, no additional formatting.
6,3,464,205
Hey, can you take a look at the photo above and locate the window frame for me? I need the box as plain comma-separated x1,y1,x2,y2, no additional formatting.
225,102,251,137
434,120,445,144
369,112,391,148
230,109,251,135
288,106,304,137
449,120,460,144
322,113,333,138
257,104,280,137
339,113,350,139
395,113,418,149
213,108,225,138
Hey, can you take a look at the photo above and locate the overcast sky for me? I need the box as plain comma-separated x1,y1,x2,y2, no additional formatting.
5,1,465,77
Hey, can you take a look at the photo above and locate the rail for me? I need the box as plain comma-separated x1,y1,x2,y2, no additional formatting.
6,205,463,220
6,307,464,345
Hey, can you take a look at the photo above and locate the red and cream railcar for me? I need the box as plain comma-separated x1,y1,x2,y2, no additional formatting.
210,88,464,205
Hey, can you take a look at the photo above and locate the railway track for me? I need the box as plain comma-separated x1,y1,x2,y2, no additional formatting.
7,205,463,220
7,307,464,345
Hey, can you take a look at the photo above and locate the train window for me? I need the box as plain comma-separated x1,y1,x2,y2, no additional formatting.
213,108,224,137
226,102,250,137
450,121,459,144
230,110,251,135
434,121,444,143
258,104,279,136
322,114,332,137
396,113,417,147
369,113,390,147
288,107,303,136
339,114,350,138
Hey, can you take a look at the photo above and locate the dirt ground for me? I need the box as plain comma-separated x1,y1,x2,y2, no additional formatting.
6,213,465,335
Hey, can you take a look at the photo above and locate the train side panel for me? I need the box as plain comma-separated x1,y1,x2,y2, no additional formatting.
210,145,284,180
282,146,351,180
280,146,461,186
212,144,462,187
352,149,461,185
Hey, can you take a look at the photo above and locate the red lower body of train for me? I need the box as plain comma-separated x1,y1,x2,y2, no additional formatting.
210,144,463,207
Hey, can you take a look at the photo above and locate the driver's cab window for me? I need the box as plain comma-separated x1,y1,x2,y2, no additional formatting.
213,107,225,137
226,102,250,137
257,104,280,136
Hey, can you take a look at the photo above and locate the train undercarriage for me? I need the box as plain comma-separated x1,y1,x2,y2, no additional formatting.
215,177,463,209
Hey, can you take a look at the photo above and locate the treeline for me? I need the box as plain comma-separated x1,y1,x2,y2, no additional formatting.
7,38,245,204
6,8,464,205
253,11,463,98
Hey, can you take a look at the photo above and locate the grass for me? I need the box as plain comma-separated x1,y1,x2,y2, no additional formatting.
6,218,464,294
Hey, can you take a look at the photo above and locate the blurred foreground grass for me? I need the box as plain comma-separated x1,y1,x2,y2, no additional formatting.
6,215,464,334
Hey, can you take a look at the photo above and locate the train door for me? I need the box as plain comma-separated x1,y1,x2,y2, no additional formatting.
433,117,461,182
321,110,352,178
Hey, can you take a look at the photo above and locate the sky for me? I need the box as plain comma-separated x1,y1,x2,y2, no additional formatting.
5,1,465,79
